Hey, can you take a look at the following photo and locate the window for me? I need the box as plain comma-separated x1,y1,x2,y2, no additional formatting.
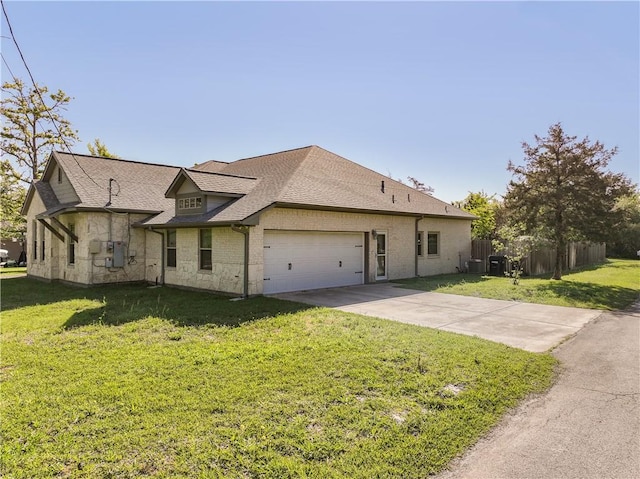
427,232,439,256
32,220,37,260
178,197,203,210
376,231,387,279
199,228,212,270
166,229,177,268
40,222,45,261
417,231,424,257
68,223,75,264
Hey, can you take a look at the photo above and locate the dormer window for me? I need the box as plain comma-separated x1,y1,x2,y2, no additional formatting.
178,196,202,210
176,194,205,215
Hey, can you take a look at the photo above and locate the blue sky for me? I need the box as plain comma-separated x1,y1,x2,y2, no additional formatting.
2,1,638,203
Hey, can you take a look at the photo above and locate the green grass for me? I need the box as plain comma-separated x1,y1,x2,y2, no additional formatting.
0,279,556,478
395,259,639,310
0,266,26,275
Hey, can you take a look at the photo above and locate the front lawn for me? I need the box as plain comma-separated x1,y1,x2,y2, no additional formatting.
0,279,556,478
0,266,26,276
394,259,639,310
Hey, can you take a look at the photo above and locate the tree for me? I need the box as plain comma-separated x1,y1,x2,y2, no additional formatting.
0,159,27,239
504,123,634,280
87,138,119,158
608,191,640,258
406,176,434,195
492,224,544,285
1,79,79,183
454,191,500,239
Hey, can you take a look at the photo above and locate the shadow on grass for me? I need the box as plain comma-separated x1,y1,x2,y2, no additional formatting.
2,278,312,329
393,273,491,292
535,281,639,310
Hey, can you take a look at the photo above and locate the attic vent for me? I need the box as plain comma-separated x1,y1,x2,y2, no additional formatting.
381,180,385,193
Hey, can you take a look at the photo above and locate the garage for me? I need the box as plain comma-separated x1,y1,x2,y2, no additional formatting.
263,231,365,294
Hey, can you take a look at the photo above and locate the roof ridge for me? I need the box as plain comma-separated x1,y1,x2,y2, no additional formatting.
267,146,317,202
184,167,258,181
192,159,229,170
54,150,180,169
230,145,316,164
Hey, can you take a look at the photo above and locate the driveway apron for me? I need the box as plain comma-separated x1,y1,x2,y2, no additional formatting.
274,283,601,353
436,302,640,479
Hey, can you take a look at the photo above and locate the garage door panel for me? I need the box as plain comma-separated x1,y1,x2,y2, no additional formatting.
263,231,364,294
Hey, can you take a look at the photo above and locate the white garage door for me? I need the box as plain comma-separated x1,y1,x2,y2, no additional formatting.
263,231,364,294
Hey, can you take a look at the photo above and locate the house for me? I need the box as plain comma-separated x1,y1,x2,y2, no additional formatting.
22,146,475,295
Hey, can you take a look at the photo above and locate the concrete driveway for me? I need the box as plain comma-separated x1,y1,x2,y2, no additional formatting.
274,283,602,352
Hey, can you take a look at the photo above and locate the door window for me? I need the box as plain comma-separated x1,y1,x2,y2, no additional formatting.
376,232,387,279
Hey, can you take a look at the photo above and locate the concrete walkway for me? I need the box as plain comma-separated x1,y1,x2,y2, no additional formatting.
275,283,602,352
436,302,640,479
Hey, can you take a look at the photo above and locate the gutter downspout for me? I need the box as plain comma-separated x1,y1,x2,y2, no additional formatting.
148,228,165,285
231,225,250,298
415,215,425,277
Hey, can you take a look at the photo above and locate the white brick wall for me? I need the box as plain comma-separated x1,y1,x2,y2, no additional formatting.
417,217,472,276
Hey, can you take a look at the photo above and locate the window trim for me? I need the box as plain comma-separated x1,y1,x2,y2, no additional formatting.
375,230,388,280
199,228,212,271
40,221,46,262
166,229,177,268
68,223,76,265
427,231,440,257
32,220,38,261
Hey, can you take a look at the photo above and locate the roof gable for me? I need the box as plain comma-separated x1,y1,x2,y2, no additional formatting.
47,151,180,213
165,168,258,198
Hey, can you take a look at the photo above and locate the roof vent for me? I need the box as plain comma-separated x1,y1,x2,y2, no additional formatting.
381,180,385,193
392,194,395,203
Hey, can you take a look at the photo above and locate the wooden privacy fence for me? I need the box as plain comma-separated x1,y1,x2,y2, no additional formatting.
470,239,606,276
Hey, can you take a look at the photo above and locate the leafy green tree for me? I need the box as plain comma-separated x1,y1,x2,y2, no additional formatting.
608,191,640,258
87,138,119,158
454,191,500,239
1,79,79,183
504,123,633,279
492,225,544,285
0,159,27,239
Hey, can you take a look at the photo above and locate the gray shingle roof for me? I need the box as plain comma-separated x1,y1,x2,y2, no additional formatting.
32,147,474,226
176,169,258,196
46,152,179,213
185,145,474,222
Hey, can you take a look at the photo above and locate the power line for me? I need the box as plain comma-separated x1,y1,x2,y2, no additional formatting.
1,0,103,189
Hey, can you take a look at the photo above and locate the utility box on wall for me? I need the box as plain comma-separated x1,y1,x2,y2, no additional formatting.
113,241,126,268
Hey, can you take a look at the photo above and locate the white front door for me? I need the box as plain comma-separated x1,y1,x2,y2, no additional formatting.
263,231,364,294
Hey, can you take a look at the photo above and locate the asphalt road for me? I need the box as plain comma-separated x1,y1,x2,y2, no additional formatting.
436,301,640,479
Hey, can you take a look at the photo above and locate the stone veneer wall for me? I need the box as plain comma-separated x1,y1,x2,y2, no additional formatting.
163,227,245,295
26,209,150,285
